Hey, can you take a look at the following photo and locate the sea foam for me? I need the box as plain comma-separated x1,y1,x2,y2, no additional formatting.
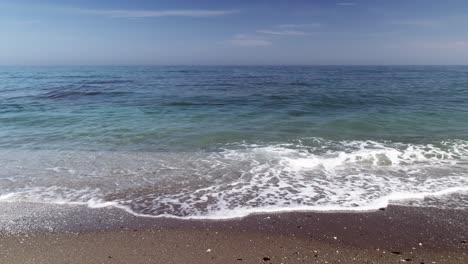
0,139,467,219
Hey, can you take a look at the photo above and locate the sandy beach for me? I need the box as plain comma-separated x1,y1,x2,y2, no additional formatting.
3,0,468,263
0,203,467,264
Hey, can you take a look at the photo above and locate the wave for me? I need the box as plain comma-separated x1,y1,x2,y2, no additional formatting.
42,88,131,99
0,139,467,219
79,80,134,85
1,186,467,220
167,101,226,106
44,90,103,99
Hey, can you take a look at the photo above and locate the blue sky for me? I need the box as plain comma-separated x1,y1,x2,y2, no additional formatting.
1,0,468,65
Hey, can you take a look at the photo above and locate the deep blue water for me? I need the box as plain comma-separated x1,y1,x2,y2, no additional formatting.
0,66,467,218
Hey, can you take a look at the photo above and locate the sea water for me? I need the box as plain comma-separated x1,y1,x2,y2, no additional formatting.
0,65,467,218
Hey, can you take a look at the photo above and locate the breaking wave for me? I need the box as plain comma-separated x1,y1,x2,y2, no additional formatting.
0,138,467,219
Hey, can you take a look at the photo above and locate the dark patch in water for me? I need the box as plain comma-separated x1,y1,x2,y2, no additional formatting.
168,101,196,106
166,70,191,73
44,90,104,99
167,101,225,106
269,95,290,100
59,75,102,79
41,84,132,99
290,81,310,87
288,110,309,117
80,79,134,85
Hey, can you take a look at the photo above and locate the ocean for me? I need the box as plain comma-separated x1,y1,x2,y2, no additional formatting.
0,65,467,219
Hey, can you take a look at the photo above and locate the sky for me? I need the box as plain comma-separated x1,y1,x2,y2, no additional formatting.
1,0,468,65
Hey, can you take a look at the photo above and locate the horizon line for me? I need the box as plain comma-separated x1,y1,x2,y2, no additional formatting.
1,64,468,67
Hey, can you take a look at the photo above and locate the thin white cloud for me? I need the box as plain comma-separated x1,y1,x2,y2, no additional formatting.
407,40,468,50
278,23,321,28
3,19,41,25
76,9,237,18
228,34,272,47
336,3,357,6
453,41,468,47
229,23,316,47
389,20,440,28
257,30,308,36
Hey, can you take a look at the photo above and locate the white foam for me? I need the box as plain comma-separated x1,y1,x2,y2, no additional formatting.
2,187,467,220
0,139,467,219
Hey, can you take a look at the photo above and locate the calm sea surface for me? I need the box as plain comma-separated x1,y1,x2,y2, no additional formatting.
0,66,467,218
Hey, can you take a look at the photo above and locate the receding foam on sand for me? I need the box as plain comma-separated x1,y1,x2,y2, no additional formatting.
0,139,467,219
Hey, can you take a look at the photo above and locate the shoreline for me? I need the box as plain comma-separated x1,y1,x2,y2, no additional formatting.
1,203,467,263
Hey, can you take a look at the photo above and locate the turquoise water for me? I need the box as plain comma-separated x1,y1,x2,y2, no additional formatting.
0,66,467,218
2,66,468,150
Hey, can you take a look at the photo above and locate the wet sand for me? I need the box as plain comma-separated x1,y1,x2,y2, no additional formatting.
0,203,467,263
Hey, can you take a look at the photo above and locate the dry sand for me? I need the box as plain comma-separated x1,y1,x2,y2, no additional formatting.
0,203,467,263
